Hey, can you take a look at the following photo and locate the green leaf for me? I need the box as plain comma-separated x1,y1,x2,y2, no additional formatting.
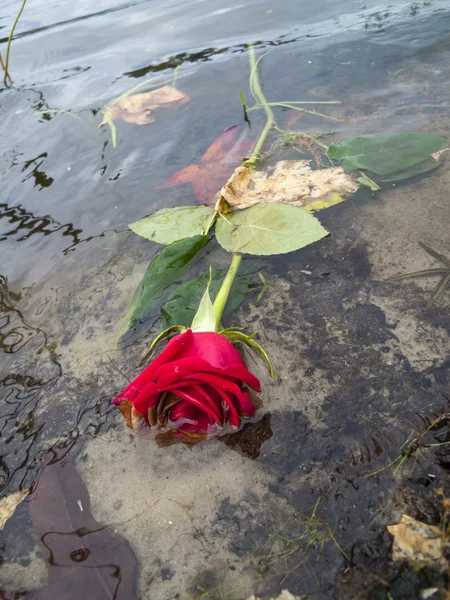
357,172,381,191
191,268,216,332
123,235,209,333
327,133,447,178
379,152,448,182
161,262,261,328
215,203,329,256
129,206,214,245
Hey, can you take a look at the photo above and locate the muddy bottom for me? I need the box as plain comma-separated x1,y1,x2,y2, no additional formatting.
1,155,449,599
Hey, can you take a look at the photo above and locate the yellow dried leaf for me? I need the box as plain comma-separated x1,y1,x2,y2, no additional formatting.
218,160,358,212
0,490,28,529
99,85,189,127
387,514,444,566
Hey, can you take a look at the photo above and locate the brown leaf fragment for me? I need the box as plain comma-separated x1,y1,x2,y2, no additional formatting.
0,490,28,529
118,399,133,428
387,514,444,566
218,160,358,212
99,85,189,126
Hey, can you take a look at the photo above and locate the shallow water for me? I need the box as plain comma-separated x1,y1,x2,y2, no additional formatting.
1,0,450,598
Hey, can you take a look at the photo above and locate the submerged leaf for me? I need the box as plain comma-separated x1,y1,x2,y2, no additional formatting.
379,152,448,182
218,161,358,211
99,85,189,126
215,203,329,256
161,262,261,327
327,133,447,178
157,125,254,204
0,490,28,529
123,235,208,333
129,205,214,245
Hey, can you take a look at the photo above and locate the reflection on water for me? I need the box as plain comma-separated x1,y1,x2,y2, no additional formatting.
0,201,82,245
1,0,450,597
1,446,138,599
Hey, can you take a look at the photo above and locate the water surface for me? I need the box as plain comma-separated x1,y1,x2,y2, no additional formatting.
1,0,450,598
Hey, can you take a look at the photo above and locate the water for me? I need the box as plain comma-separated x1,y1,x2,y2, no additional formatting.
1,0,450,598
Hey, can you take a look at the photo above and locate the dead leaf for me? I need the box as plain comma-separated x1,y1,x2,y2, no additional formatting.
387,514,445,566
156,125,254,204
431,148,449,161
0,490,28,529
99,85,189,126
218,160,358,212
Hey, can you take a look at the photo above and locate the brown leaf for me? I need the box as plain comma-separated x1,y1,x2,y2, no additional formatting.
99,85,189,126
387,514,445,566
0,490,28,529
218,160,359,212
156,125,254,204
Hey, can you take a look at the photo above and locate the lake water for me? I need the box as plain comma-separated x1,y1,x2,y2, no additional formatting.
1,0,450,598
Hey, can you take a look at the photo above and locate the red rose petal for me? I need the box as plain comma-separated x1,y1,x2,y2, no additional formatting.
170,387,221,423
224,364,261,392
176,331,244,369
113,330,192,404
234,389,256,417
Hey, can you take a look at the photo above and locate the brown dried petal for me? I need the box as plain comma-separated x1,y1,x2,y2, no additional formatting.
118,400,134,428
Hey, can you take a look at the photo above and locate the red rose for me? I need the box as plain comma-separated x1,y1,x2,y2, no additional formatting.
114,329,260,442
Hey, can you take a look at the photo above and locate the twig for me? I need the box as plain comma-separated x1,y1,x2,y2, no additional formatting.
244,45,275,167
2,0,27,88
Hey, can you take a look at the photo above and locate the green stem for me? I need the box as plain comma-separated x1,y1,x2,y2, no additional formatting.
3,0,27,88
244,46,275,167
213,253,242,330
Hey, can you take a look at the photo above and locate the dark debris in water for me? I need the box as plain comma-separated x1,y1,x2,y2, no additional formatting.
335,445,450,600
0,446,138,600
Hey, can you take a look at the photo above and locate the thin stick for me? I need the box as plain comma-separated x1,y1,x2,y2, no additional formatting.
3,0,27,87
244,46,275,167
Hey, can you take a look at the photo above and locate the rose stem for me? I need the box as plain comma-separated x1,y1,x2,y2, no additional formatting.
244,45,275,167
213,253,242,331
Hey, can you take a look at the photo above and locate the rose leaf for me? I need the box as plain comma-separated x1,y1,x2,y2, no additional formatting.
215,203,329,256
129,205,214,246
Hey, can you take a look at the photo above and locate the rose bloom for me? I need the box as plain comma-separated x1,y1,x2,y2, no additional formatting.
114,329,260,443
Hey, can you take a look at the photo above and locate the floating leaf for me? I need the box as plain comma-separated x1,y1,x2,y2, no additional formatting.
161,262,260,327
157,125,254,204
99,85,189,127
0,490,27,529
380,151,448,182
327,133,447,179
123,235,208,333
191,268,216,332
215,203,329,256
218,161,358,211
129,205,214,246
